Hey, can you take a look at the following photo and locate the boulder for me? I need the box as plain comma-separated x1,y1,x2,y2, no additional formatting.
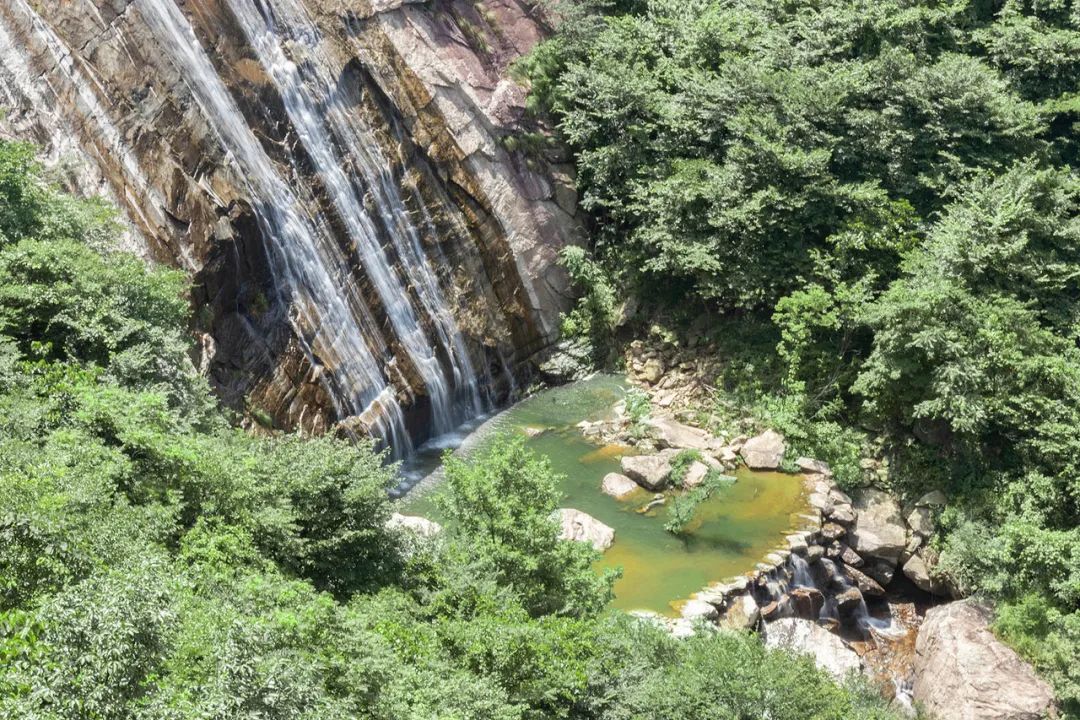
740,429,786,469
820,522,847,542
621,454,672,491
913,600,1056,720
829,504,856,525
849,489,906,567
835,587,864,617
647,415,712,450
681,598,719,621
913,489,947,508
838,543,865,568
555,509,615,552
844,565,886,597
718,593,761,631
682,461,710,489
862,558,899,587
764,618,863,680
806,544,825,563
906,506,936,537
790,587,825,619
601,472,639,499
386,513,442,538
641,357,664,384
901,552,949,596
761,596,788,621
796,457,832,476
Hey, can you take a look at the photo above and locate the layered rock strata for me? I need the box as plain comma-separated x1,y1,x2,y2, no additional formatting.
0,0,578,450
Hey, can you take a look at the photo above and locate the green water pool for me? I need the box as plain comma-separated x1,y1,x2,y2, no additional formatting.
400,375,808,614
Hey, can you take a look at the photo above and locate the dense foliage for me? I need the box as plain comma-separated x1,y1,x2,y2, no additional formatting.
0,139,899,718
522,0,1080,711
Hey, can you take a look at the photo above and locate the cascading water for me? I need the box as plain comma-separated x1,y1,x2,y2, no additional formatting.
112,0,504,455
221,0,486,435
136,0,414,451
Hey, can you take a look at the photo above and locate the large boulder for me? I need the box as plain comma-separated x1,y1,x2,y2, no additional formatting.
620,454,672,491
647,414,712,450
387,513,442,538
849,489,906,569
556,509,615,552
914,600,1056,720
740,430,786,469
764,618,863,680
601,472,639,499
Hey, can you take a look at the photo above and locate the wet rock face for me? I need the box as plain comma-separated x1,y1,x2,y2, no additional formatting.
0,0,578,447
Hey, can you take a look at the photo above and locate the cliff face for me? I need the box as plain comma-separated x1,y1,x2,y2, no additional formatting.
0,0,579,451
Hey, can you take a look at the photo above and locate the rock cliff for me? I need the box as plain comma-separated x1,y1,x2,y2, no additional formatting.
0,0,578,450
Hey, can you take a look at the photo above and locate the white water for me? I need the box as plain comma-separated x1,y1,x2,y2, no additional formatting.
221,0,486,436
133,0,432,451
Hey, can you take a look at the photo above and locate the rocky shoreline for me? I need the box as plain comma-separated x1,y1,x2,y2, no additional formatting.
393,348,1057,718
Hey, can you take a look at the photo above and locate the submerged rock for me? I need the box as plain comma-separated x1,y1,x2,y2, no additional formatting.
601,472,639,499
740,429,786,469
555,508,615,552
764,618,863,680
914,600,1056,720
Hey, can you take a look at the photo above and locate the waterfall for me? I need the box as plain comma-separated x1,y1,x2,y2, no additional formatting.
134,0,417,451
220,0,485,434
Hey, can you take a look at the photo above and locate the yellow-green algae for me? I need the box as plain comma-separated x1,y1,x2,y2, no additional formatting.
403,375,808,615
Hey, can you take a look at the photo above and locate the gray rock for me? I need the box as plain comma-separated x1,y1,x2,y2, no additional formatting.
620,454,672,491
844,565,885,597
796,457,832,476
806,544,825,563
835,587,864,616
682,461,711,489
849,489,906,567
914,600,1056,720
913,489,947,508
647,414,712,450
839,543,865,568
681,598,719,621
740,429,786,469
905,506,933,535
601,472,639,499
902,552,934,593
555,508,615,552
829,504,857,525
764,618,863,680
820,522,847,542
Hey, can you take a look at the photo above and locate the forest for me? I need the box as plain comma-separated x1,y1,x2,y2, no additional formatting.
0,137,896,717
0,0,1078,716
520,0,1080,712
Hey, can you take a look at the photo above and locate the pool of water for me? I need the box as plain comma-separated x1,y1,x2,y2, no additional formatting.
400,374,808,614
